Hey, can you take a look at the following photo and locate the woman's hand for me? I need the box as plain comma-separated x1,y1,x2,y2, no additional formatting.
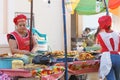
22,50,30,54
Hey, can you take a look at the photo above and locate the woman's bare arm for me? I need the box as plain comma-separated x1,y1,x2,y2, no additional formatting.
8,39,30,54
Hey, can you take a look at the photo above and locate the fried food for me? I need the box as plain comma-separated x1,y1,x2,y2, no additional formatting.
78,52,94,60
0,53,9,57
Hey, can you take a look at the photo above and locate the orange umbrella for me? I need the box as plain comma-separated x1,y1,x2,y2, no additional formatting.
109,0,120,17
109,7,120,17
109,0,120,9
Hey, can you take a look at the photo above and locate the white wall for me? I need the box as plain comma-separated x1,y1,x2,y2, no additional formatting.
33,0,64,50
0,0,15,48
112,15,120,32
7,0,71,51
7,0,15,33
82,12,120,32
0,0,3,34
82,13,106,30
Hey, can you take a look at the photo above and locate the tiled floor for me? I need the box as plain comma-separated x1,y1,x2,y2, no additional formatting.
72,73,99,80
59,72,99,80
87,73,99,80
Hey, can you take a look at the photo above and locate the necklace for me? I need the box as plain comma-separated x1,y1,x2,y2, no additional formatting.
21,33,27,37
15,30,28,37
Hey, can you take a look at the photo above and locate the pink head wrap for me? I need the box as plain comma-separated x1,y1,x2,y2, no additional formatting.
13,14,27,25
98,15,112,30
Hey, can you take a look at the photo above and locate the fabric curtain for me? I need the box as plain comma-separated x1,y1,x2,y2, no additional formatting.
65,0,80,14
75,0,108,15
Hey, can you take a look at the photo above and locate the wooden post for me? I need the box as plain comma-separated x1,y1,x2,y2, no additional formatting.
29,0,33,51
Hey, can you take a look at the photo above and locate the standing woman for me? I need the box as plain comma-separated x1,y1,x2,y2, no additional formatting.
7,14,38,55
97,15,120,80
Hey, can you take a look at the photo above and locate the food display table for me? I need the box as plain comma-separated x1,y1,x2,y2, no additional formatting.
55,59,100,75
0,68,65,80
0,51,100,80
68,60,100,75
0,69,32,77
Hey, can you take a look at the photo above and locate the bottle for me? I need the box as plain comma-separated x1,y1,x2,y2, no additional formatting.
96,0,100,13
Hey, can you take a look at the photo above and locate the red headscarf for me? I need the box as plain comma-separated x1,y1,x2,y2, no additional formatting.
98,15,112,30
13,14,27,25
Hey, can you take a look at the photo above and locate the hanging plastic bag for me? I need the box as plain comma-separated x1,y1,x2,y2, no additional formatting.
32,54,51,65
0,71,10,80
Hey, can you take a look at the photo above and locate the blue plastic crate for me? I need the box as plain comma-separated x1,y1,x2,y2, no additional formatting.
32,28,47,44
0,58,22,69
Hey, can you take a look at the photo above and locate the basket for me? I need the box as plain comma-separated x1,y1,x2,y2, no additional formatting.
0,58,22,69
